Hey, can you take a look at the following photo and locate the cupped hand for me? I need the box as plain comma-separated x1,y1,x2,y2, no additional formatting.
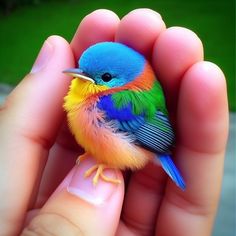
0,9,228,236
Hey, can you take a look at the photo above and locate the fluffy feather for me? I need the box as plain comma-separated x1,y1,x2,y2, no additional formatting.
67,98,153,170
64,76,153,170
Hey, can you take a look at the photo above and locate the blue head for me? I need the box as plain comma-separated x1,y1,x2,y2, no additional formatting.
64,42,146,88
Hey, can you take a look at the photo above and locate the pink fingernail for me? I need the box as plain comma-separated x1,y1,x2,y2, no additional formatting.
31,39,54,73
67,157,120,205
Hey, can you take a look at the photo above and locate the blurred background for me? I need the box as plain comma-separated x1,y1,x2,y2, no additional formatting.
0,0,235,111
0,0,235,235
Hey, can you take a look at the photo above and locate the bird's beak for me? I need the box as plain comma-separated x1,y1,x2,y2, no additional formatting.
63,68,95,83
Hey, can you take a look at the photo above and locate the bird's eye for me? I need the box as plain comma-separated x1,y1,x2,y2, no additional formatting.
101,73,112,82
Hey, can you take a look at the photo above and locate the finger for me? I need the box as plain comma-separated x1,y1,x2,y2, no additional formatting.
22,157,124,236
117,163,167,235
0,36,74,235
113,9,167,235
152,27,204,119
115,8,166,58
156,62,228,236
34,121,83,208
71,9,120,60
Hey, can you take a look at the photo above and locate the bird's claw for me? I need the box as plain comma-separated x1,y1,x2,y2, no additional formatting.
76,153,90,165
84,164,121,186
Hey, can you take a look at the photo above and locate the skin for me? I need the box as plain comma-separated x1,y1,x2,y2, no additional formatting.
0,8,228,236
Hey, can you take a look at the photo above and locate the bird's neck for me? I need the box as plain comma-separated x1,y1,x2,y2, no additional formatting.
63,78,108,111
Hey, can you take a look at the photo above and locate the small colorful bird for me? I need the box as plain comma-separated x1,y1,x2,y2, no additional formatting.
63,42,186,190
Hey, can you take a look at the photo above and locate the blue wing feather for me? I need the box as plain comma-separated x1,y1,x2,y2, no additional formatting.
98,95,174,152
135,111,175,153
97,95,145,131
97,94,137,120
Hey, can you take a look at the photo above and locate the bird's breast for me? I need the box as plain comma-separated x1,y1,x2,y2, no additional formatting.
67,98,153,170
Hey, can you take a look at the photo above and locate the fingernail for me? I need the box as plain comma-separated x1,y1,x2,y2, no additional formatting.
31,38,54,73
67,157,120,206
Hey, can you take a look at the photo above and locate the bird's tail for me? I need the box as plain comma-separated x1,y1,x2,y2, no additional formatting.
157,154,186,190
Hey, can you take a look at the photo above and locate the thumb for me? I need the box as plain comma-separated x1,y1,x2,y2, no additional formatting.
22,157,124,236
0,35,75,236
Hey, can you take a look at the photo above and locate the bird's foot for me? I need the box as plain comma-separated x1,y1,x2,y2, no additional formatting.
84,164,121,186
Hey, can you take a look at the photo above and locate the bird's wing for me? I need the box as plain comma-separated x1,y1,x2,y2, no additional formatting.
98,93,174,154
98,92,184,190
97,94,145,132
97,79,167,130
134,111,175,153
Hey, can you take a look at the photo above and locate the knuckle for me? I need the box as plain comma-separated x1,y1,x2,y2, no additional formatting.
21,212,84,236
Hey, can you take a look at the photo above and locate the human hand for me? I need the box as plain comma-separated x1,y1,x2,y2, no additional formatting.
0,9,228,236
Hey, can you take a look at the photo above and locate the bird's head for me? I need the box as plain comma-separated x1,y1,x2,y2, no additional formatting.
63,42,146,89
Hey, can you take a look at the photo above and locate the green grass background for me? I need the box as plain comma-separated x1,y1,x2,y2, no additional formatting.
0,0,235,110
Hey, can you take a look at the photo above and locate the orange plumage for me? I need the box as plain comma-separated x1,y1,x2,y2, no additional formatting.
64,66,155,171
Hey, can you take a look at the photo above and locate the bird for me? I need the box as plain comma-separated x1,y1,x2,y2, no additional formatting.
63,42,186,190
